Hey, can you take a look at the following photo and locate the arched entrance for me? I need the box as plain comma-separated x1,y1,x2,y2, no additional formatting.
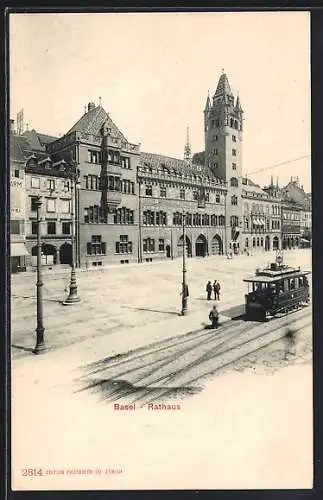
32,244,57,265
195,234,208,257
60,243,72,265
211,234,223,255
42,244,57,264
273,236,279,250
178,235,192,257
166,245,171,258
265,235,270,251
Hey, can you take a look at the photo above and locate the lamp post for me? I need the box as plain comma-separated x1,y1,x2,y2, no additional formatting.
33,196,46,354
181,211,188,316
63,162,81,305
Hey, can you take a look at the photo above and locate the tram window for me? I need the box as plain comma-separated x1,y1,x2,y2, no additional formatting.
294,277,299,289
283,279,289,292
299,276,303,287
290,279,295,290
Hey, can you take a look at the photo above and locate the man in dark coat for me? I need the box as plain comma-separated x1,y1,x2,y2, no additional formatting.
209,304,219,329
213,280,221,300
206,281,212,300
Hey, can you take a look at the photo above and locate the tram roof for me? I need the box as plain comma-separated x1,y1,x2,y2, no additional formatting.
243,269,311,283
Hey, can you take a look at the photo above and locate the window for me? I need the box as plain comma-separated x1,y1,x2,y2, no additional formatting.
232,163,237,170
11,220,20,234
211,215,218,226
62,222,71,235
230,177,238,187
230,215,239,228
145,185,152,196
155,211,167,225
143,210,155,225
204,192,210,202
143,238,155,253
160,187,167,198
14,169,20,178
158,239,165,252
61,200,70,214
47,179,55,191
47,221,56,235
215,148,218,155
232,135,236,142
31,177,40,189
231,195,238,206
215,135,218,141
88,150,101,164
32,221,38,234
193,191,198,201
115,235,132,254
114,207,134,225
46,199,56,213
30,197,39,211
219,215,225,226
180,189,185,200
173,212,182,226
245,217,249,230
215,194,220,203
87,235,106,255
245,238,249,248
232,149,236,156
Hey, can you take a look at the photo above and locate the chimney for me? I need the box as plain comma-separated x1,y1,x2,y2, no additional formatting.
88,102,96,112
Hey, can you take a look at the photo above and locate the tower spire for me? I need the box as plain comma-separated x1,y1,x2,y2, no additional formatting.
184,126,192,163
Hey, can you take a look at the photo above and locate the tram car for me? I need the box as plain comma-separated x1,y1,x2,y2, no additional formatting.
243,260,310,321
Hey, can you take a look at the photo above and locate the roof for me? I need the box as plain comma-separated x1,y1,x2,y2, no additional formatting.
243,270,311,283
66,105,128,144
140,151,217,179
214,73,233,97
10,134,31,162
37,132,58,145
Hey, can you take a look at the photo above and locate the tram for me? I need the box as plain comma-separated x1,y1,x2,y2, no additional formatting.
243,257,310,321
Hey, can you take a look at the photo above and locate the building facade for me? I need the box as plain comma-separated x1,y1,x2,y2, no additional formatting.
10,124,29,272
9,73,311,271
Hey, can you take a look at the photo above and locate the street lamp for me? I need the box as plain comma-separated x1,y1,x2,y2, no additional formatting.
181,211,188,316
33,196,46,354
63,161,81,305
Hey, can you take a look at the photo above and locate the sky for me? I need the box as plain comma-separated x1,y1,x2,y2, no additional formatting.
9,12,311,191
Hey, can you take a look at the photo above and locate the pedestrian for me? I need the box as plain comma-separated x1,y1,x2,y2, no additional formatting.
206,280,212,300
284,327,297,359
209,304,219,329
213,280,221,301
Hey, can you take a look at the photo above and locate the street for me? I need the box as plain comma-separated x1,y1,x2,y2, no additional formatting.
11,249,313,490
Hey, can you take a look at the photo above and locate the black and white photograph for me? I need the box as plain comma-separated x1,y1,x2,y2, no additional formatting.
9,11,312,490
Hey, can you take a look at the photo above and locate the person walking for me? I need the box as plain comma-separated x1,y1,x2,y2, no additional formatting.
213,280,221,301
206,281,212,300
209,304,219,329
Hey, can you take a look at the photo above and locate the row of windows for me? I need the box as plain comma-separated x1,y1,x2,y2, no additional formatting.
27,221,71,235
143,238,165,253
212,162,237,171
243,218,280,231
30,177,70,192
245,237,279,248
30,196,70,214
244,203,281,215
143,210,167,226
84,205,134,224
145,185,220,203
173,212,226,227
87,235,106,255
88,150,131,169
83,175,135,194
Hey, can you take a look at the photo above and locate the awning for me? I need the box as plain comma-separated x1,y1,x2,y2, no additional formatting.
300,238,310,243
253,219,260,225
11,243,30,257
259,219,265,225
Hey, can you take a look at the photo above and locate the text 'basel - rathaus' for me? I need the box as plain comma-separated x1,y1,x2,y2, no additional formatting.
17,72,285,269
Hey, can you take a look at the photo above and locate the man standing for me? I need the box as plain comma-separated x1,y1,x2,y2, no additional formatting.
213,280,221,300
209,304,219,329
206,281,212,300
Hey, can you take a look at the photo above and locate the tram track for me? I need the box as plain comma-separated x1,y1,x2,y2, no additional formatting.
81,307,311,403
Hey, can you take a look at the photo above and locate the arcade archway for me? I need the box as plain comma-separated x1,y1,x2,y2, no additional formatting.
178,235,192,257
59,243,72,265
195,234,208,257
211,234,223,255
